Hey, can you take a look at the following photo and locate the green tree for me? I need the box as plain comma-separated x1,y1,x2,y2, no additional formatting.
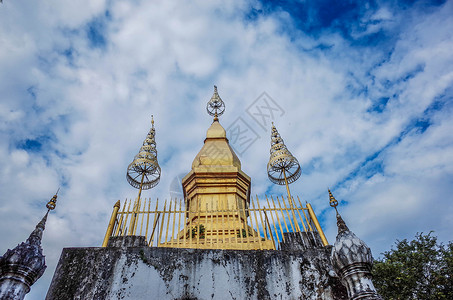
372,232,453,299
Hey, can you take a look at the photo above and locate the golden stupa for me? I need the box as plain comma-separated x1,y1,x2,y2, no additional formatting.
171,86,273,249
102,86,327,250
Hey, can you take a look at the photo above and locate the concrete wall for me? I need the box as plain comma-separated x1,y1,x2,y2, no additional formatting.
46,243,347,300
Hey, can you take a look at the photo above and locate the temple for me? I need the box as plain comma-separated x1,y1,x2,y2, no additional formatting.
46,87,382,299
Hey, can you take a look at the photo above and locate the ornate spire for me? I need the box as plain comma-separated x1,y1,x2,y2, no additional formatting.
0,192,59,299
329,188,382,299
206,85,225,121
0,213,48,292
267,123,301,210
126,116,161,236
126,115,161,190
328,189,349,234
267,123,301,186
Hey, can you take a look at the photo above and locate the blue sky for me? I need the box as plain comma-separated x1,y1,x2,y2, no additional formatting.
1,0,452,298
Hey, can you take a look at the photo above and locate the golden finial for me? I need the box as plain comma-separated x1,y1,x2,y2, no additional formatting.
46,188,59,211
207,85,225,120
328,188,338,210
114,200,121,208
126,116,161,190
328,189,349,233
151,115,154,127
267,124,301,206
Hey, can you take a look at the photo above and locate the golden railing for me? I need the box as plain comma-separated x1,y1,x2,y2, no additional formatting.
102,195,328,250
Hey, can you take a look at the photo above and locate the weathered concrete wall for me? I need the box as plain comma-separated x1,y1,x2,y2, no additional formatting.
46,245,347,300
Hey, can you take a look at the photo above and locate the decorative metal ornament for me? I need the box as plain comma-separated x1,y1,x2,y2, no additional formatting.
206,85,225,118
328,189,339,209
328,189,349,233
46,188,59,211
126,116,161,190
267,123,301,186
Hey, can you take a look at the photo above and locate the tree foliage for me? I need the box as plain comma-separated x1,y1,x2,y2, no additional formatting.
372,232,453,299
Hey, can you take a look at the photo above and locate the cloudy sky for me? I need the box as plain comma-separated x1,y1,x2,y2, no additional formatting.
1,0,452,298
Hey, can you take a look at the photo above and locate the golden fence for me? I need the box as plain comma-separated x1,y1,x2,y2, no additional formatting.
103,195,328,250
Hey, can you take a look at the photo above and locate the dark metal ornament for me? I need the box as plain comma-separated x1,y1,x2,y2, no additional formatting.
206,85,225,118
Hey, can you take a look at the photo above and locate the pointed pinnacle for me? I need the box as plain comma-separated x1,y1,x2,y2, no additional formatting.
114,200,121,208
336,211,349,234
37,211,48,230
211,85,221,101
27,211,48,244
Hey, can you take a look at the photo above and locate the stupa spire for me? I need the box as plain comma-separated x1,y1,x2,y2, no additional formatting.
126,115,161,235
267,123,301,206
